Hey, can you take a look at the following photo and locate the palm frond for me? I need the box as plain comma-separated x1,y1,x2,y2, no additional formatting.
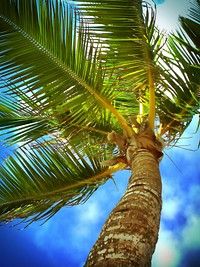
156,0,200,144
179,0,200,49
0,0,129,147
0,92,59,145
0,140,121,226
75,0,163,84
74,0,167,128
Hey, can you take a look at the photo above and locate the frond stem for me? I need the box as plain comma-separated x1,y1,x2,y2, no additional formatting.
160,97,196,135
0,164,125,207
148,66,156,130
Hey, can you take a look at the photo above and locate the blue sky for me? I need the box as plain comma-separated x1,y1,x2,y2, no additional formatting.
0,1,200,267
154,0,165,5
154,0,191,31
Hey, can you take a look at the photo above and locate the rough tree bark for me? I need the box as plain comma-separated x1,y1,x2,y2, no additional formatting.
85,149,162,267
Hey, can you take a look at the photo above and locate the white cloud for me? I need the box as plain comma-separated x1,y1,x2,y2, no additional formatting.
153,227,181,267
76,201,103,224
162,197,181,220
181,215,200,248
153,206,200,267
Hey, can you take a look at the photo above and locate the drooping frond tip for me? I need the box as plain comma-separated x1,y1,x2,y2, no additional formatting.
0,142,123,226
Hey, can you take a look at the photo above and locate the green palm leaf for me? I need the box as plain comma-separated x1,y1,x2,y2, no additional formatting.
179,0,200,49
0,140,120,226
0,92,58,145
157,1,200,143
0,0,128,146
75,1,165,123
74,0,199,138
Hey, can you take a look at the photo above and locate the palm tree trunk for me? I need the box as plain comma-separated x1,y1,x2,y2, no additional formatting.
84,149,162,267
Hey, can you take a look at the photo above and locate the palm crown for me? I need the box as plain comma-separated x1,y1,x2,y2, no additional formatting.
0,0,199,226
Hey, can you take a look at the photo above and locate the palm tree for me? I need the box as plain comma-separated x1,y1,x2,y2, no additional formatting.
0,0,199,266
